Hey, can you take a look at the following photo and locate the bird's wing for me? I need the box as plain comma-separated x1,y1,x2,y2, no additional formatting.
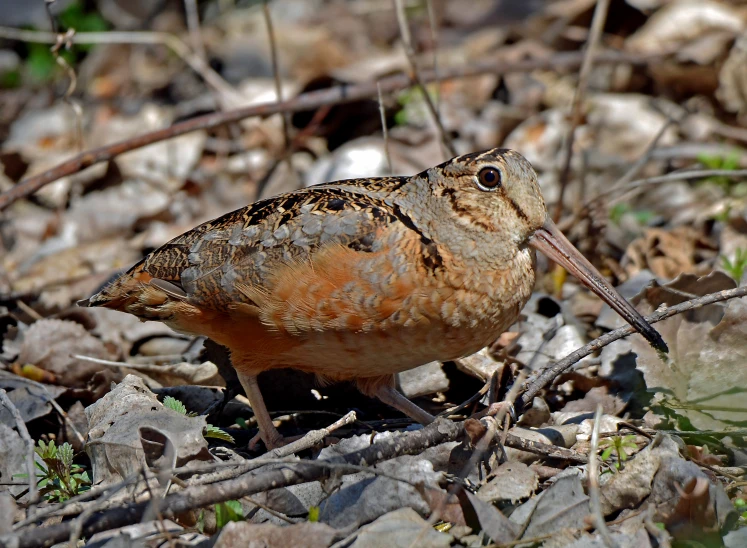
85,177,445,334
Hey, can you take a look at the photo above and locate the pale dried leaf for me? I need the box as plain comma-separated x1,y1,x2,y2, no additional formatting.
478,461,539,504
17,319,114,388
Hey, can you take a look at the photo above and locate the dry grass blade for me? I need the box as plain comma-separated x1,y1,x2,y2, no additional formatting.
0,389,39,507
588,404,617,547
0,49,659,211
554,0,612,221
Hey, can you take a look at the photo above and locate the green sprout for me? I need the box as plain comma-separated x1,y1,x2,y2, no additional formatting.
599,435,638,471
608,203,654,226
162,396,235,443
721,248,747,283
15,440,90,502
215,500,244,530
697,152,742,192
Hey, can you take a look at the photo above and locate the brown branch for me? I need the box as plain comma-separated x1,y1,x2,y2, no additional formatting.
0,50,662,211
588,404,617,547
3,420,462,548
605,169,747,205
393,0,456,157
0,389,38,505
504,432,587,463
0,26,240,102
262,0,291,156
6,416,593,547
553,0,611,221
377,81,393,174
519,285,747,408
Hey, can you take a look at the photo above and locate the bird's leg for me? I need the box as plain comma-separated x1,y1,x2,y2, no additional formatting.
236,372,285,449
368,375,436,425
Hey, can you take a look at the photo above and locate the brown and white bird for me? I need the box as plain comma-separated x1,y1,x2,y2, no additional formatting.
82,148,666,448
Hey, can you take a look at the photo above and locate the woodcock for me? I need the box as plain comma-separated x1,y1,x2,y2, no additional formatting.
83,148,667,449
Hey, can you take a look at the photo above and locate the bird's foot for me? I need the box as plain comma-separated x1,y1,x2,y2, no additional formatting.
248,429,290,451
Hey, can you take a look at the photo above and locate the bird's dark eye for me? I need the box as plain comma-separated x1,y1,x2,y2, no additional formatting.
477,167,502,191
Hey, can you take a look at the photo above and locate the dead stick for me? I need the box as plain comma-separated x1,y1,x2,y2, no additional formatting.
519,285,747,408
0,389,38,506
1,420,461,548
393,0,456,157
0,50,661,211
588,404,617,547
554,0,611,221
3,418,585,547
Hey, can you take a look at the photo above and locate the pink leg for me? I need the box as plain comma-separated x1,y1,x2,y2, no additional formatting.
237,373,285,449
365,375,435,425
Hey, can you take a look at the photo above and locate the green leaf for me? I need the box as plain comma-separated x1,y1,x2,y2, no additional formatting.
58,443,74,471
215,500,244,529
205,425,235,444
197,510,205,534
600,447,614,461
0,69,21,89
59,2,109,33
26,43,57,82
721,248,747,283
163,396,188,415
608,203,629,225
308,506,320,522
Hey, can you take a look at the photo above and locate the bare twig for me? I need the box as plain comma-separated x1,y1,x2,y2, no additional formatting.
606,118,677,195
2,420,463,548
393,0,456,157
425,0,441,114
66,471,143,548
0,389,38,506
183,0,207,62
588,404,617,547
437,377,491,418
0,49,660,211
262,0,292,156
377,82,393,174
264,411,357,459
0,26,240,103
606,169,747,205
0,376,85,447
520,285,747,408
43,3,83,153
504,432,587,463
12,472,144,530
554,0,611,221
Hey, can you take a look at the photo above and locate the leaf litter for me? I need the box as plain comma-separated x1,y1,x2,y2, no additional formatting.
0,0,746,546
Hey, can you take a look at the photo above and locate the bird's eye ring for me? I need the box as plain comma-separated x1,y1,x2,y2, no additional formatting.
477,167,502,191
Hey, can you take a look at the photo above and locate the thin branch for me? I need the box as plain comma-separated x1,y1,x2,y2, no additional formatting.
554,0,611,221
183,0,207,62
0,49,661,212
605,169,747,205
0,26,240,103
2,420,463,548
607,118,677,193
425,0,441,114
377,82,393,174
0,376,85,447
262,0,292,156
519,285,747,408
43,3,84,155
393,0,456,157
588,404,617,547
264,411,357,459
504,432,587,463
0,389,38,506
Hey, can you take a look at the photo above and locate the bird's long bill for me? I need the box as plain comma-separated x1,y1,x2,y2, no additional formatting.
529,218,668,353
